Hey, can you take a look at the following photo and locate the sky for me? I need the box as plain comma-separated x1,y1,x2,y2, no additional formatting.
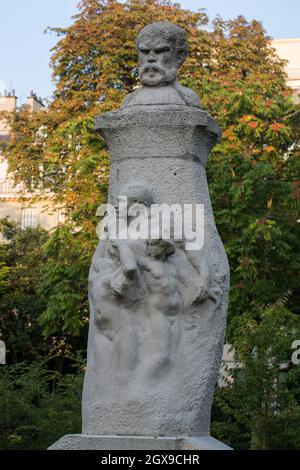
0,0,299,103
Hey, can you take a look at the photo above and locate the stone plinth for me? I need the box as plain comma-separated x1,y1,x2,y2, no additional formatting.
49,434,232,451
79,104,229,437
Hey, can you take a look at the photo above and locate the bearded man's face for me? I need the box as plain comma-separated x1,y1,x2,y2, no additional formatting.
138,37,178,87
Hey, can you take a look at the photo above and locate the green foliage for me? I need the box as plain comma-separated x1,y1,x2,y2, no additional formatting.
211,386,251,450
0,251,9,297
0,358,83,450
38,223,93,337
212,298,300,449
0,220,49,362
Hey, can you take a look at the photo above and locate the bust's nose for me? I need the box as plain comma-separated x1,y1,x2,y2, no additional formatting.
147,50,157,63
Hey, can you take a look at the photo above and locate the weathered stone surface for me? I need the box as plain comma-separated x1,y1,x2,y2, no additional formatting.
95,106,220,165
49,434,232,451
50,21,230,450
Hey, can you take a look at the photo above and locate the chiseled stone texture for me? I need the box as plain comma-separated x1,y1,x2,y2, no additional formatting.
50,21,230,449
49,434,232,451
82,102,229,437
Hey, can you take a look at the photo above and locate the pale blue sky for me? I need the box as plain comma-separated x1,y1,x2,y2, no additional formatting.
0,0,299,103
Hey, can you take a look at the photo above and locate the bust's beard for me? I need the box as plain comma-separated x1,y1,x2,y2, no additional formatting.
139,65,178,87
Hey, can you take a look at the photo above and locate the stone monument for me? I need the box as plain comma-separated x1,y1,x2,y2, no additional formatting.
50,21,231,451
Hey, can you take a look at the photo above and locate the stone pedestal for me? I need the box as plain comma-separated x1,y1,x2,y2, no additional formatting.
78,105,229,438
49,434,232,450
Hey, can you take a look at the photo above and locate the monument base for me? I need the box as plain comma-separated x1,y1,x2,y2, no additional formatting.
48,434,232,450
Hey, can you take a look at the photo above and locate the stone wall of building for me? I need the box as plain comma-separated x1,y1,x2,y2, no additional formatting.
0,91,60,231
272,38,300,101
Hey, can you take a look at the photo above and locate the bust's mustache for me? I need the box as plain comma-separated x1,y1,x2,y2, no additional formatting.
140,64,178,84
141,65,164,74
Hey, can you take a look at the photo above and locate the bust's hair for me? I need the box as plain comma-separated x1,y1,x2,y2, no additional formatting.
137,21,188,66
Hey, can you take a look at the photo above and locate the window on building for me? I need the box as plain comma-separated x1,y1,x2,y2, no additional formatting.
21,208,37,229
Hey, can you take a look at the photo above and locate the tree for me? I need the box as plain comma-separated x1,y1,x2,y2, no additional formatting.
0,220,49,363
213,297,300,450
37,223,91,340
0,357,83,450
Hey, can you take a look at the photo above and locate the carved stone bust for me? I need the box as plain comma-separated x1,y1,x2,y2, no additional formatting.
122,21,201,108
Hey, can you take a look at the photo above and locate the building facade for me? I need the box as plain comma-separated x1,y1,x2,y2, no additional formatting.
0,91,62,232
272,38,300,101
